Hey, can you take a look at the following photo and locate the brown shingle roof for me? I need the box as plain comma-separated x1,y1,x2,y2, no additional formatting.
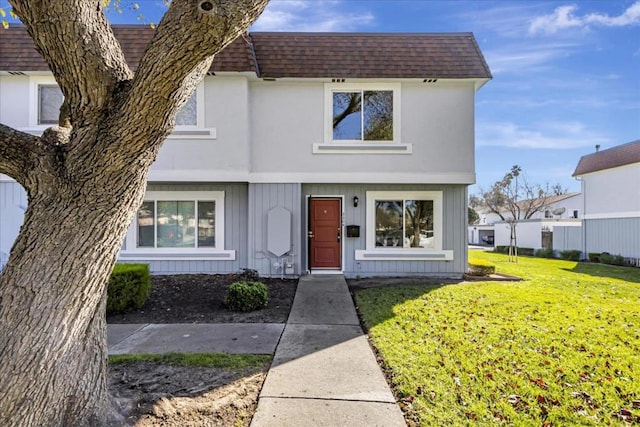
1,26,491,79
573,140,640,176
0,26,255,72
250,32,491,79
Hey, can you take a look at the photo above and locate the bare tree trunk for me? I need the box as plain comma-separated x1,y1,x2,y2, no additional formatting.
0,167,148,425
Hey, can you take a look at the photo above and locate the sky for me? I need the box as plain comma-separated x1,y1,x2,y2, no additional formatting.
3,0,639,195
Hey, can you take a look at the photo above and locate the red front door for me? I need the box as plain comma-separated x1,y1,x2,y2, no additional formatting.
309,198,342,269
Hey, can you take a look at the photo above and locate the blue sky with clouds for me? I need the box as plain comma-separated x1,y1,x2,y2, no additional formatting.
4,0,639,194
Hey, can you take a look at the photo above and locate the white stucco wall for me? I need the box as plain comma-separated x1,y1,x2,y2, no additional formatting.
581,163,640,218
494,219,581,249
248,80,477,183
149,75,251,181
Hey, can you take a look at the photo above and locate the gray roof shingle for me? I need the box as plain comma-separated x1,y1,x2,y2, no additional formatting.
573,140,640,176
1,26,491,79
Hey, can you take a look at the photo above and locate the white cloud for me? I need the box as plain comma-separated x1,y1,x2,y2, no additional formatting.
252,0,375,32
529,1,640,34
477,121,610,149
484,42,575,75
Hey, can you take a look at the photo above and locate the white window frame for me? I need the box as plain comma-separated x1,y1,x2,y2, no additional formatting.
168,82,217,139
315,83,410,154
121,191,235,260
355,191,453,261
29,76,62,129
27,77,215,139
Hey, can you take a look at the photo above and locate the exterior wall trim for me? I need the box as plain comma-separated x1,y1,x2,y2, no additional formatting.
583,212,640,220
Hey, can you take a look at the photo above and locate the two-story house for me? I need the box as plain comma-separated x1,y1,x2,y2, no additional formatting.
572,141,640,263
0,26,492,277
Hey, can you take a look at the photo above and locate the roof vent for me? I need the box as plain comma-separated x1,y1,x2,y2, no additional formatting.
331,78,345,83
595,144,600,152
423,78,438,83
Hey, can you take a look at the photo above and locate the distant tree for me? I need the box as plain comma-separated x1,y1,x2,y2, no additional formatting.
468,207,479,225
550,183,568,196
476,165,554,261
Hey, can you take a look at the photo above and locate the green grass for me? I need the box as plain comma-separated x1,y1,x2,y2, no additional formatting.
355,252,640,425
109,352,271,369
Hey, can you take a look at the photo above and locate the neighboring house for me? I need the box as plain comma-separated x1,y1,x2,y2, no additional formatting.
469,192,583,248
571,141,640,262
0,26,492,278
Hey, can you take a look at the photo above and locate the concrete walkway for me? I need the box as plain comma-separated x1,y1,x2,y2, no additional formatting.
108,323,285,355
251,275,406,427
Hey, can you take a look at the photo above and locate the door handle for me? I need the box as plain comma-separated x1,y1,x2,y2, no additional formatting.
337,228,341,242
308,231,314,239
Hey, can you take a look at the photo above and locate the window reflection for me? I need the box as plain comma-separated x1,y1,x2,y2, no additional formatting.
333,90,392,141
375,200,434,248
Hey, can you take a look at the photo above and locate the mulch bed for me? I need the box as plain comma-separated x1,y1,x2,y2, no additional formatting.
107,273,298,324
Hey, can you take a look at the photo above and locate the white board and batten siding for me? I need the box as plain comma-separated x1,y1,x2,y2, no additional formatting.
0,180,28,270
553,226,583,253
583,218,640,260
247,183,302,277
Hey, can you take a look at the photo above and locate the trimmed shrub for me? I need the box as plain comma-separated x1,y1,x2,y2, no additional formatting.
467,260,496,276
495,246,534,256
559,250,581,261
107,264,150,315
535,248,555,258
588,253,601,263
226,281,268,312
599,252,613,265
612,255,626,266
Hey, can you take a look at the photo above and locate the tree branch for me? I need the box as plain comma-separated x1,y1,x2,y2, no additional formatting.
108,0,268,160
9,0,133,129
0,124,44,189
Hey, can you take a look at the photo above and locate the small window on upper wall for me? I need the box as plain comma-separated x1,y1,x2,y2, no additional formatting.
38,85,63,125
175,93,197,126
333,90,393,141
325,84,400,145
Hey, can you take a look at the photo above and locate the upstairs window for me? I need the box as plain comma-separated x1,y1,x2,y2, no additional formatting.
333,90,393,141
38,84,63,125
175,93,197,126
324,83,400,145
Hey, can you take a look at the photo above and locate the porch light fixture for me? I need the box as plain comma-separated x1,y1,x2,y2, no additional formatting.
353,196,359,207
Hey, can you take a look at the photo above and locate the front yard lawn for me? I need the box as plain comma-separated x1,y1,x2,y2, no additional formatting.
354,252,640,425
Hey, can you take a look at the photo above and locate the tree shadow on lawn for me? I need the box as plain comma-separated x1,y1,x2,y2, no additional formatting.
347,277,456,327
561,262,640,283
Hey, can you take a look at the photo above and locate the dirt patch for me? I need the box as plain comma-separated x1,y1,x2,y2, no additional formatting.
110,362,269,426
107,273,296,425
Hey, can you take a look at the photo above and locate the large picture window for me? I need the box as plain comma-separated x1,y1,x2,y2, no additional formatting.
375,200,434,248
137,199,216,249
356,191,452,261
124,191,227,255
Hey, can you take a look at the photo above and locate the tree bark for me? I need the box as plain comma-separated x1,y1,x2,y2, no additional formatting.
0,0,268,425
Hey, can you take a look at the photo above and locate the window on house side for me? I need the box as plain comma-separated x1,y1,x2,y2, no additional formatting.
38,85,63,125
333,90,393,141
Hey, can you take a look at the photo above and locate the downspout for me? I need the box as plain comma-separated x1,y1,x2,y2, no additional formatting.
576,176,586,259
243,33,261,78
